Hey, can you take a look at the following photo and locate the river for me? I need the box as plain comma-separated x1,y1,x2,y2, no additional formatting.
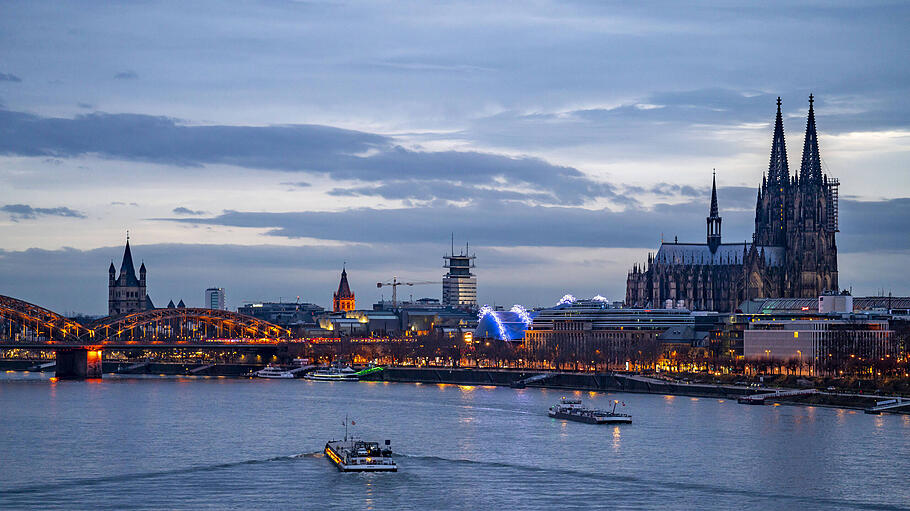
1,372,908,510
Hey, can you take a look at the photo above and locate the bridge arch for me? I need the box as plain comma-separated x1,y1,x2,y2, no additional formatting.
86,308,291,343
0,295,91,344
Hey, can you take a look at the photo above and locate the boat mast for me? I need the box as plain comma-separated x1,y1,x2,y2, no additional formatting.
344,413,348,442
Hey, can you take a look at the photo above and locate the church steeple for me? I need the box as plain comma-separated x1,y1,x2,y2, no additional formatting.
768,97,790,187
118,235,139,285
706,171,722,253
799,94,823,186
333,264,355,312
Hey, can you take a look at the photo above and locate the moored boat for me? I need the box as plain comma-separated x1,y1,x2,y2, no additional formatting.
305,363,383,381
253,364,295,379
548,397,632,424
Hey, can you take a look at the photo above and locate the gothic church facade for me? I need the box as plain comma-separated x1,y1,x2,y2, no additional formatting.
626,96,839,312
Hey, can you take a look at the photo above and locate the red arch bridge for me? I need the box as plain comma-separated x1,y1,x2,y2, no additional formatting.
0,295,293,378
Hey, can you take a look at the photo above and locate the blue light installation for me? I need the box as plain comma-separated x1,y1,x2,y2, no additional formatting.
556,294,577,306
478,305,509,341
510,304,533,326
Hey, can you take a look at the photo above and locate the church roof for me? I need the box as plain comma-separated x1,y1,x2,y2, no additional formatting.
117,239,141,286
655,242,784,267
335,267,354,299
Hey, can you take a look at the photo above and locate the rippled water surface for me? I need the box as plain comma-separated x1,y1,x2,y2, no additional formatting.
1,372,908,510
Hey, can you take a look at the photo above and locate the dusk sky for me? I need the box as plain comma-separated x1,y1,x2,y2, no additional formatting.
1,1,908,315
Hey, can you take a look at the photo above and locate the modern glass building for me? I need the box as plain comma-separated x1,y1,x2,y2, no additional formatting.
205,287,225,310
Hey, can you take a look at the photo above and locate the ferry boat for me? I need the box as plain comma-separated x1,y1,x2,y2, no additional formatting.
548,397,632,424
305,363,384,382
324,418,397,472
305,364,359,381
253,365,295,379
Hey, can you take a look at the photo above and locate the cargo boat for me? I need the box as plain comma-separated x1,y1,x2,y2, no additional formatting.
548,397,632,424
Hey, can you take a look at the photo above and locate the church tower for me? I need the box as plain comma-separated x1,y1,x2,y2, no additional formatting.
787,95,839,297
755,97,790,247
108,235,153,316
333,266,355,312
706,172,722,253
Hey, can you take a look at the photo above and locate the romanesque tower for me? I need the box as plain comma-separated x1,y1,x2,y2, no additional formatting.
108,235,153,316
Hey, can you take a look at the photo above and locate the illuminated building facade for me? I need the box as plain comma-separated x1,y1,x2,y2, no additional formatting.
524,297,705,369
626,96,840,312
108,236,153,316
333,266,355,312
443,243,476,309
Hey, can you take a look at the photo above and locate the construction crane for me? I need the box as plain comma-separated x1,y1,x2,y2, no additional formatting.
376,277,439,308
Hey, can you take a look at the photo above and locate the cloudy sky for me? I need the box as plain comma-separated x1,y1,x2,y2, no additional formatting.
1,0,908,315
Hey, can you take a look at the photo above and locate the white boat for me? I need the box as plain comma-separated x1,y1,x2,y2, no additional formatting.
305,363,359,381
254,365,295,379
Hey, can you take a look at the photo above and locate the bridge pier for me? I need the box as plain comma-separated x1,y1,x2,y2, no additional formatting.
55,348,103,379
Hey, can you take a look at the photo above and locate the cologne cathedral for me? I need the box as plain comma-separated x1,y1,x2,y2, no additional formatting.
625,96,839,312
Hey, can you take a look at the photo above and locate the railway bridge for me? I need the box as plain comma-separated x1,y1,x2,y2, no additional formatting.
0,295,291,378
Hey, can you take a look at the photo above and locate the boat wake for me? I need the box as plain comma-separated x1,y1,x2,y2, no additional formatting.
0,452,322,497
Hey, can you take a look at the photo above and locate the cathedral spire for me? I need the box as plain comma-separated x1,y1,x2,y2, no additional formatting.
706,171,722,253
768,97,790,187
799,94,823,186
709,170,719,217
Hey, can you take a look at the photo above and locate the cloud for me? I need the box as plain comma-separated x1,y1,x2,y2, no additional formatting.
77,102,93,109
172,206,206,215
161,190,910,255
110,201,139,207
1,204,87,221
113,70,138,80
0,72,22,83
0,107,619,206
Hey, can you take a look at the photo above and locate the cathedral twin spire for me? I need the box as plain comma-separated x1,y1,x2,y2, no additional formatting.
768,97,790,187
799,94,823,186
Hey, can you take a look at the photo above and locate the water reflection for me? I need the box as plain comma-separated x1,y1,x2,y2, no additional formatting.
612,426,621,452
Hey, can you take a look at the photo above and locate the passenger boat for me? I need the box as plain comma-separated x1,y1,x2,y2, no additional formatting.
324,418,397,472
305,363,359,381
548,397,632,424
253,365,295,379
305,363,384,381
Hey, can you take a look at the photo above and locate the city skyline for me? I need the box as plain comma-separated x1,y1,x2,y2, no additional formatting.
2,1,909,314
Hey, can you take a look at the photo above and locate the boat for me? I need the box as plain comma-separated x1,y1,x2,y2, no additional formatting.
548,397,632,424
305,363,384,382
324,418,397,472
253,365,295,379
305,363,359,381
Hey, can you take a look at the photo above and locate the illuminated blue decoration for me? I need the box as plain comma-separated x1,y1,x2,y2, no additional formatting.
556,294,577,306
510,304,533,326
475,305,536,341
478,305,508,340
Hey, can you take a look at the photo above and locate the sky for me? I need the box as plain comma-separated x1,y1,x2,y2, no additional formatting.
0,0,908,315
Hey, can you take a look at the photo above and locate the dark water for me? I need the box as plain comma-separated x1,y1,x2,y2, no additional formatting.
1,372,908,510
